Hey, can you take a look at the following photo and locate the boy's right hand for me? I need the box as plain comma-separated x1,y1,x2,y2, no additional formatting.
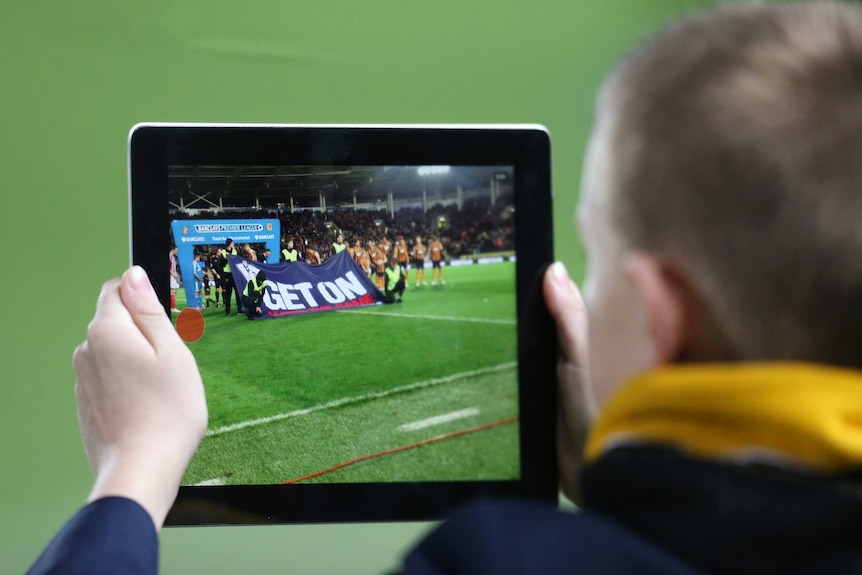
73,266,208,530
543,262,597,504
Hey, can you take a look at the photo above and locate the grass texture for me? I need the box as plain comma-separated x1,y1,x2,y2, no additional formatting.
175,263,519,485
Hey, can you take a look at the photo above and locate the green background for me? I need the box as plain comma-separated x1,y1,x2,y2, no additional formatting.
2,1,713,572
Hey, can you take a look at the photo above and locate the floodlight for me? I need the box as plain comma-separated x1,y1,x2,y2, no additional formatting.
417,166,450,176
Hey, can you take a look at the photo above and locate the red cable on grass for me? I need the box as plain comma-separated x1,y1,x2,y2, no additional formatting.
281,416,519,484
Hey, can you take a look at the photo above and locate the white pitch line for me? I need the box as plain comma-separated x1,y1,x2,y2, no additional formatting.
338,309,516,326
398,407,480,432
205,362,517,438
193,478,225,486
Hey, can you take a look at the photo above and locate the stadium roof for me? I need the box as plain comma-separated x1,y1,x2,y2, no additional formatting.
169,165,511,210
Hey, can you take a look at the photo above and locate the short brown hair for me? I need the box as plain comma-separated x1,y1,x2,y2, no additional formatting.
601,2,862,366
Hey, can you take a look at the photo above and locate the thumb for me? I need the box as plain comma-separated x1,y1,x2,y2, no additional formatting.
119,266,177,351
543,262,589,368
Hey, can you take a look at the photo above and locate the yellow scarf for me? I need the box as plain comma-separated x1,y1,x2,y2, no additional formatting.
585,363,862,472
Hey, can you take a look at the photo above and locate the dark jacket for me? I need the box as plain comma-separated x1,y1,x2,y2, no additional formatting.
405,446,862,574
28,448,862,574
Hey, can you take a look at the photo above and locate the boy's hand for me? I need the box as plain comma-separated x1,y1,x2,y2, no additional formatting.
543,262,597,504
73,266,208,530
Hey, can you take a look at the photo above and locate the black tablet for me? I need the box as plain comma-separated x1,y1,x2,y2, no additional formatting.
129,123,556,525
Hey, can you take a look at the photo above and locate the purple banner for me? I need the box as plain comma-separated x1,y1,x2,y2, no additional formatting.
228,251,384,319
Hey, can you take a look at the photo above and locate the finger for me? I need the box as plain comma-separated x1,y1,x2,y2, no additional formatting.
93,278,129,322
88,276,154,355
118,266,178,353
543,262,589,368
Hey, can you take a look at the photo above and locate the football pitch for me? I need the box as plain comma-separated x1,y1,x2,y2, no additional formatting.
174,262,520,486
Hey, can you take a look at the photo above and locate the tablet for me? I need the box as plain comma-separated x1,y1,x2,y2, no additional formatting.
129,123,556,525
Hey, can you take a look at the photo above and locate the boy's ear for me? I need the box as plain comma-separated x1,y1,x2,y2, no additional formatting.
624,252,688,366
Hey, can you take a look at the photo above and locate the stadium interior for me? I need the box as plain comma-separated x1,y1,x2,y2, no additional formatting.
169,165,515,259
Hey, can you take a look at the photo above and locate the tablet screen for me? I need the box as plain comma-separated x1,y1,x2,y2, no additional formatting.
168,164,519,487
130,124,555,524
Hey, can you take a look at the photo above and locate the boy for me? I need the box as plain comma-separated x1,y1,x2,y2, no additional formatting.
29,3,862,573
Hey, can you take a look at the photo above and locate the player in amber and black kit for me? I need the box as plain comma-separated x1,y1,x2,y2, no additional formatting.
394,236,410,286
366,239,381,287
370,240,388,289
412,236,427,286
429,236,445,285
353,239,369,276
379,236,392,258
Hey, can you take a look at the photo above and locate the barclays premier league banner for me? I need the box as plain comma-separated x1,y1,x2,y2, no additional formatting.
229,251,385,319
171,219,281,308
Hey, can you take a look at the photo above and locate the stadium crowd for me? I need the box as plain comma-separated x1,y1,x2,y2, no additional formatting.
170,198,514,265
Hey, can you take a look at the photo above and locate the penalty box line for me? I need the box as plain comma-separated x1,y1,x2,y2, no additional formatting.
337,309,517,326
205,362,518,438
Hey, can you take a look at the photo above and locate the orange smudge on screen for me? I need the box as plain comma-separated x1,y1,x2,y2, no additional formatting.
176,308,205,343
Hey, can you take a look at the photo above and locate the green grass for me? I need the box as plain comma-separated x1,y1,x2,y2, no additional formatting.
175,263,519,485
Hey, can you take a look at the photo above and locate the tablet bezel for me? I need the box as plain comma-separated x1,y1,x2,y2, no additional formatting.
129,123,556,525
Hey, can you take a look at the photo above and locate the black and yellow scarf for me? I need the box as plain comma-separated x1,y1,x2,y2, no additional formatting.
585,363,862,472
580,363,862,575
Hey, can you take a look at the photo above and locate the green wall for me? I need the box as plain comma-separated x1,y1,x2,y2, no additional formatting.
1,1,713,572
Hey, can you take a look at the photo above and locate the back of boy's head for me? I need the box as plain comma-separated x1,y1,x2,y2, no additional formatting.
599,1,862,368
